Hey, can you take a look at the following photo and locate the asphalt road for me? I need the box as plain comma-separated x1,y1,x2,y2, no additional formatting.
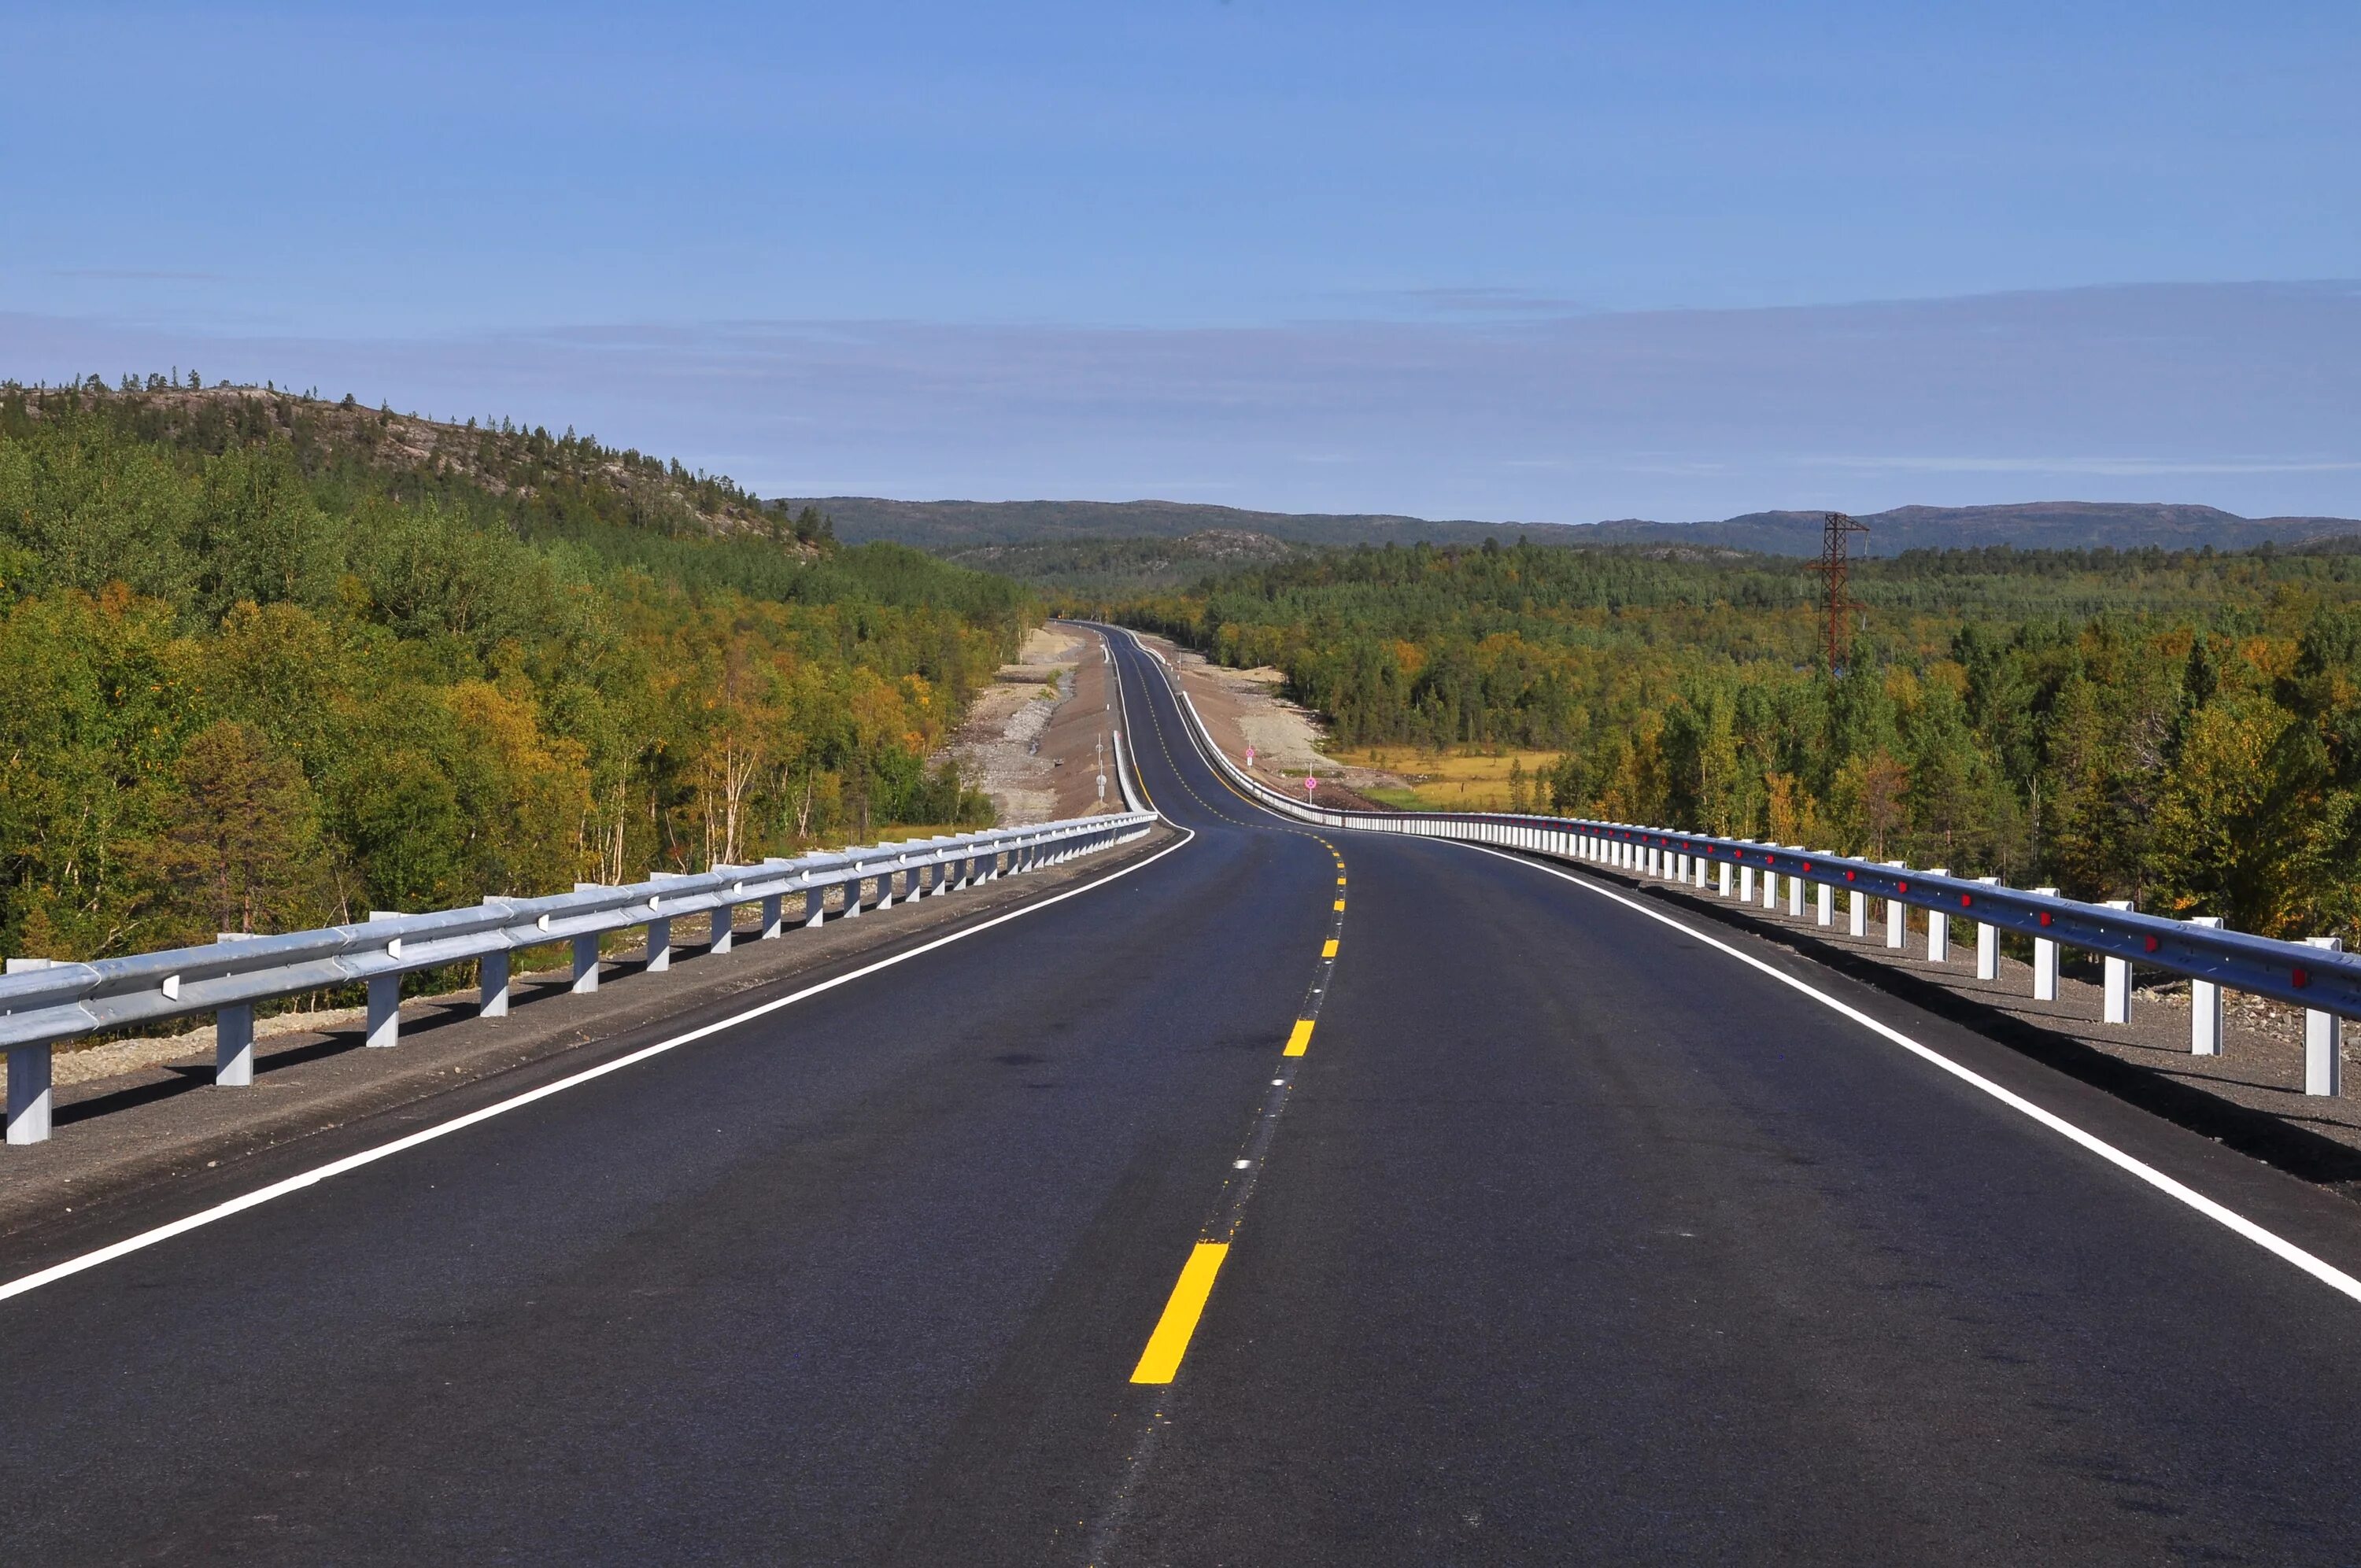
13,632,2361,1562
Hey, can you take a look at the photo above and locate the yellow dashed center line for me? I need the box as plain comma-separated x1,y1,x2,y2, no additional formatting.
1322,938,1339,957
1129,1242,1230,1384
1284,1019,1316,1057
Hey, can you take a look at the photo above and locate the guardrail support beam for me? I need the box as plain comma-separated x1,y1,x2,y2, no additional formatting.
645,916,671,973
1927,871,1950,962
2307,937,2343,1096
2189,917,2223,1054
1884,865,1908,949
1849,887,1867,937
571,934,600,994
216,1003,256,1087
2101,900,2134,1021
480,950,511,1017
7,1042,53,1144
1975,878,2001,979
762,893,785,936
366,974,401,1047
2032,888,2061,1001
711,906,734,954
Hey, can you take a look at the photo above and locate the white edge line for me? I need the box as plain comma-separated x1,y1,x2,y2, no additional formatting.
0,825,1199,1305
1445,839,2361,1307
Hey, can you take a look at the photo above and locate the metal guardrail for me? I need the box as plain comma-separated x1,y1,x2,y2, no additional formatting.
2,812,1156,1146
1137,636,2361,1096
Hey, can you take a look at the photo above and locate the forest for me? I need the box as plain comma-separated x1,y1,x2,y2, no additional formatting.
1110,535,2361,944
0,379,1028,963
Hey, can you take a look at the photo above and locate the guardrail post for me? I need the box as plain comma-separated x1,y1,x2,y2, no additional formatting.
1815,865,1833,926
711,902,735,954
1926,871,1949,962
1883,864,1907,948
2187,917,2224,1054
6,956,57,1143
2101,900,2134,1022
645,916,672,972
2305,936,2343,1096
1719,861,1732,897
1849,887,1867,938
2031,888,2061,1000
209,932,262,1087
1786,857,1805,917
480,949,512,1017
366,911,405,1046
571,933,601,994
1762,864,1779,911
1975,878,2001,979
366,975,401,1046
1738,863,1754,902
804,886,826,927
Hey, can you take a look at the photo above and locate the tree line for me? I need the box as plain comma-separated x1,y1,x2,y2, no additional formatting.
1110,534,2361,943
0,382,1025,962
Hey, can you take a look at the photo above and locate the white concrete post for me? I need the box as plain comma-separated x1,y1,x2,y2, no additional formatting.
1926,870,1949,962
6,956,57,1143
2101,900,2134,1022
1849,888,1867,938
2031,888,2060,1001
2305,936,2343,1097
1975,877,2001,980
762,892,785,935
2188,917,2224,1054
843,873,865,916
1816,876,1833,927
645,916,672,973
1763,865,1779,910
804,886,827,927
571,933,600,994
1739,865,1755,903
1883,864,1907,949
1719,861,1732,897
711,902,735,954
479,949,511,1017
1788,865,1805,918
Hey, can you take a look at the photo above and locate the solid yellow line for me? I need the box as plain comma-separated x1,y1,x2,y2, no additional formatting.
1130,1241,1229,1383
1284,1019,1315,1056
1322,939,1339,957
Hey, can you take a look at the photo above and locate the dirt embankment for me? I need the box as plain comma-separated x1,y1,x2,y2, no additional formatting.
944,624,1125,824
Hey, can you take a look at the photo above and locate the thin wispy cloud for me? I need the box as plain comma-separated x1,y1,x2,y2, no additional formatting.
4,281,2355,522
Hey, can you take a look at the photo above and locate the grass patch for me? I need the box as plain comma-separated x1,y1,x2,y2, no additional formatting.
1329,746,1563,811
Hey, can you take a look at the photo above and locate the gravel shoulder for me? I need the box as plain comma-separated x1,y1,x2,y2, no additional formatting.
945,623,1122,823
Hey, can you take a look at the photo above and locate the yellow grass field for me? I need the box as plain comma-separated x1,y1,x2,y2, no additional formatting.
1328,747,1563,812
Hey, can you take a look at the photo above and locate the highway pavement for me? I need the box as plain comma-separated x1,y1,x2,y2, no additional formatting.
12,631,2361,1562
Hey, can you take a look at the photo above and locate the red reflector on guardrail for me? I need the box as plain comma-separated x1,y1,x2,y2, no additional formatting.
1844,870,1855,881
1897,882,1909,895
1960,894,1973,907
2038,912,2052,927
2145,936,2160,953
2294,967,2311,989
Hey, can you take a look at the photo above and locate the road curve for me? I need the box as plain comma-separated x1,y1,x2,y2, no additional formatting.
9,631,2361,1562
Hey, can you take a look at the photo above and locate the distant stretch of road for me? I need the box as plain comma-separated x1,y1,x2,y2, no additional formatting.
13,630,2361,1562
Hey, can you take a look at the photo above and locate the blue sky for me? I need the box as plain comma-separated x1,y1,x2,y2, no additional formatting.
3,2,2355,520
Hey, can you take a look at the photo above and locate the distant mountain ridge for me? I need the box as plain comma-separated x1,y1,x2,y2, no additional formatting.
781,496,2361,558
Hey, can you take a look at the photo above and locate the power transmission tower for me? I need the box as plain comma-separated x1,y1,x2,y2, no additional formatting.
1805,511,1869,676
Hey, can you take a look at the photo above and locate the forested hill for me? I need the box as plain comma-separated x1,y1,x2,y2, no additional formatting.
785,494,2361,556
1115,537,2361,944
0,378,1026,964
